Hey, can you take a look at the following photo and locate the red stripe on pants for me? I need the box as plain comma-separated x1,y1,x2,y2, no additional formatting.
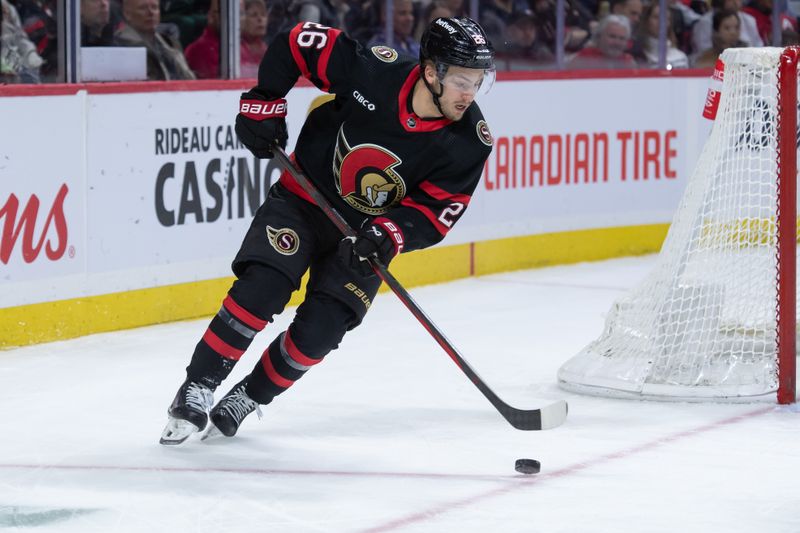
283,329,322,367
260,348,295,389
203,329,245,361
222,295,268,330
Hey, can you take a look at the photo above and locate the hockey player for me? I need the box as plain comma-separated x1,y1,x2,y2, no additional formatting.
160,17,496,444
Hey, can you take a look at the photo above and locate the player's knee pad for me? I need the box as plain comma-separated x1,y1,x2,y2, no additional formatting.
289,293,358,359
228,262,295,323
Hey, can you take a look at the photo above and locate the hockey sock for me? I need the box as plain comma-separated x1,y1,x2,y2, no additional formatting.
186,295,268,390
245,294,356,403
244,329,321,403
186,265,295,390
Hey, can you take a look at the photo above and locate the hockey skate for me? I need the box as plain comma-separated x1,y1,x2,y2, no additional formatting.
159,380,214,445
202,378,262,440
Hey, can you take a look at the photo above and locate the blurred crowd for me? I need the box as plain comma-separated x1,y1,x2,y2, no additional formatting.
1,0,798,83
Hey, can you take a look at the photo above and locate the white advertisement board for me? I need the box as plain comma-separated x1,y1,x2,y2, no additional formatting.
1,75,713,307
446,76,713,245
84,88,319,296
0,94,87,306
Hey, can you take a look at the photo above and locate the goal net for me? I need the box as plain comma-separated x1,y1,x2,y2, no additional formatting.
558,47,798,403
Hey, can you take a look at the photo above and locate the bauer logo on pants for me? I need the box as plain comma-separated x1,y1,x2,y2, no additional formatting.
266,226,300,255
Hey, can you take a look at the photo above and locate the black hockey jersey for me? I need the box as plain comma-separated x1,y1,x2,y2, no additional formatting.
256,22,494,252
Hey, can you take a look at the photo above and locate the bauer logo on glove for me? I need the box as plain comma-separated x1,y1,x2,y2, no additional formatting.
235,89,289,159
239,100,287,120
338,218,404,276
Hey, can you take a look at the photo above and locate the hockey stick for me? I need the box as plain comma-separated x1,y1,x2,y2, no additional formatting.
273,147,567,431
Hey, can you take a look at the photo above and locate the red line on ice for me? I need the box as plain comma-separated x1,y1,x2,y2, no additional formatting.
358,406,774,533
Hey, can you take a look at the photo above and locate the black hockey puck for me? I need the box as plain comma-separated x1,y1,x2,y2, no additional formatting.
514,458,541,474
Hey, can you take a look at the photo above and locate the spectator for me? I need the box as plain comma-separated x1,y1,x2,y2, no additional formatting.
742,0,797,45
443,0,467,17
413,0,453,41
342,0,388,44
184,0,221,78
610,0,642,31
531,0,592,53
266,0,344,43
668,0,702,54
81,0,116,46
160,0,210,48
13,0,56,81
186,0,264,79
286,0,340,28
693,9,744,67
496,10,554,69
479,0,530,47
569,14,636,69
692,0,762,56
240,0,267,77
631,2,689,69
265,0,290,42
783,27,800,44
1,0,42,82
115,0,196,80
366,0,418,57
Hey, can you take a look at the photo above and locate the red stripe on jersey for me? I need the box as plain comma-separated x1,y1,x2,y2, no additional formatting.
261,347,295,388
283,329,322,367
418,180,471,205
315,29,342,92
203,329,245,361
398,67,452,133
222,295,267,330
399,197,450,236
288,24,312,80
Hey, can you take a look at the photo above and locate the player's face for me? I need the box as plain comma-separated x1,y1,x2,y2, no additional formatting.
436,66,488,121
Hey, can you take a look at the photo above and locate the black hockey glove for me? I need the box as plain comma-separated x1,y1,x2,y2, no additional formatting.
235,89,288,159
339,218,405,277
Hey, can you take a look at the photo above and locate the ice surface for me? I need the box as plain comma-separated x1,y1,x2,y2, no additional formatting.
1,256,798,532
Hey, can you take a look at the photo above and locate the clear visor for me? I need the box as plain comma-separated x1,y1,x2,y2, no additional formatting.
437,67,496,97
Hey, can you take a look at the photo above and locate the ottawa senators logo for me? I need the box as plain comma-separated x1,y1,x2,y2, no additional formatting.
371,45,398,63
333,126,406,215
476,120,492,146
266,225,300,255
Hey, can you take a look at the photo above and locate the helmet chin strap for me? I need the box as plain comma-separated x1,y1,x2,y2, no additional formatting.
422,67,446,117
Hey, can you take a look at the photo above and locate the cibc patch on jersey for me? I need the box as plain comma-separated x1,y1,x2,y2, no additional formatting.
370,45,398,63
266,225,300,255
332,126,406,215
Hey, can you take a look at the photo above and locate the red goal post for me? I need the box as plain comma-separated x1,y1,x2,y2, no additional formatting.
558,47,799,403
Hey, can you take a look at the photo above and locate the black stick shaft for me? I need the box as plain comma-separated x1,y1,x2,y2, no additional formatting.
274,147,555,430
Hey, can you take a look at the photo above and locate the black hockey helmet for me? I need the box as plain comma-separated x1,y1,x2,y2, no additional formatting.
419,17,495,71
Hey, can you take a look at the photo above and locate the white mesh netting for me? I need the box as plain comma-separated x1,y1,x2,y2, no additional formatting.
558,48,797,401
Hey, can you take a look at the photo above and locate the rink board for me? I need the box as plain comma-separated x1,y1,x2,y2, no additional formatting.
0,72,709,347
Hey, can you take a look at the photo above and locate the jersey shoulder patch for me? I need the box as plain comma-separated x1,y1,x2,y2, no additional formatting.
476,119,493,146
371,45,399,63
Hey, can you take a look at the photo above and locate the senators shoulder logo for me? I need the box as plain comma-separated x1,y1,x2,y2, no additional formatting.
332,126,406,215
266,225,300,255
371,46,398,63
476,120,493,146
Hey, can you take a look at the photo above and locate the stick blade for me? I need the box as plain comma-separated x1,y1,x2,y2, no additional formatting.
539,400,568,430
504,400,568,431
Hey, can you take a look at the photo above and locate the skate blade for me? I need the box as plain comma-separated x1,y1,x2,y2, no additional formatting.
200,424,224,441
159,418,201,445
